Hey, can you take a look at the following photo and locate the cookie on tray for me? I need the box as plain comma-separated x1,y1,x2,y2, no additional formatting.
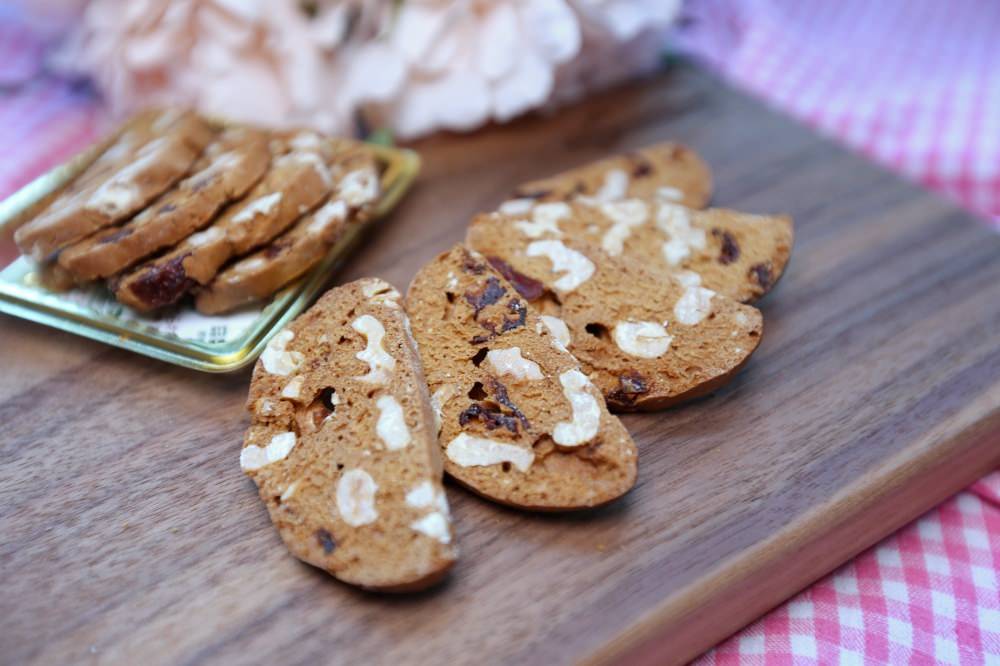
112,133,350,311
194,147,380,314
491,198,791,303
58,127,272,281
466,212,763,410
406,245,638,510
14,109,214,261
509,141,712,209
242,278,457,591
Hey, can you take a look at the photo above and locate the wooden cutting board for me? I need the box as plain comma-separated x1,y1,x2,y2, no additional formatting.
2,62,998,666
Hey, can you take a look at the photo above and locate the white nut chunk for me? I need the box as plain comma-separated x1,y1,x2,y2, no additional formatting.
361,279,401,308
339,167,379,208
410,512,452,544
597,199,648,256
405,480,450,515
514,202,570,238
594,168,629,201
445,433,534,472
673,270,702,288
674,286,715,325
498,198,536,215
306,199,347,235
351,314,396,384
612,321,672,358
232,191,282,224
281,375,304,400
657,186,684,202
486,347,543,381
240,432,296,471
336,468,379,527
261,329,304,376
374,394,411,450
657,202,706,265
537,315,572,352
526,239,595,292
552,370,602,447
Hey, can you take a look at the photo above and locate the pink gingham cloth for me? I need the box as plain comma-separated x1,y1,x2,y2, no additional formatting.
677,0,1000,226
1,3,998,664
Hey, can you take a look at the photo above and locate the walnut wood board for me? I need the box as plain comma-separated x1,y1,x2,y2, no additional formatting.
2,62,999,666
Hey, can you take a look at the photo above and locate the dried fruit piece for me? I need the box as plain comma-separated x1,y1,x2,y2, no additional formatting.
242,278,456,591
407,245,637,510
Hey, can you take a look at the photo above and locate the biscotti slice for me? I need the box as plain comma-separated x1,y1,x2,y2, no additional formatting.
111,133,345,311
509,141,712,209
406,245,637,510
466,213,763,410
195,148,380,314
58,127,271,281
14,109,214,261
491,198,792,303
242,278,456,591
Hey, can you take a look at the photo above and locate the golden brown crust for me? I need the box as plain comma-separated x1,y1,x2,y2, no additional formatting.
58,127,271,281
406,245,638,510
492,199,791,304
512,142,713,209
194,146,380,314
111,133,355,312
14,109,214,261
242,278,457,591
465,212,764,411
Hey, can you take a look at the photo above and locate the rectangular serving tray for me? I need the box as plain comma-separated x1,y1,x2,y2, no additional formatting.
0,138,419,372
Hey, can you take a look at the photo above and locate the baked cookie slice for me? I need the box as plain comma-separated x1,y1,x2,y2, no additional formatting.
242,278,456,591
509,141,712,209
406,245,637,510
491,198,791,303
112,133,347,311
15,109,214,261
466,212,763,411
195,147,380,314
59,127,272,281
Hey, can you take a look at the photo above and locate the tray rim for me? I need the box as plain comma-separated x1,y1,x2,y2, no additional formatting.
0,134,419,373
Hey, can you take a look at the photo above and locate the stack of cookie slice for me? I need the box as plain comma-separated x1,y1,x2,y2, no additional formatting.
14,111,383,314
238,141,793,591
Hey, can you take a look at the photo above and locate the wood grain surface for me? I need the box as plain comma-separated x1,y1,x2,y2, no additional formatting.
2,62,999,666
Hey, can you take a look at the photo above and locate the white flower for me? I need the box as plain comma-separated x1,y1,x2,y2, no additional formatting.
53,0,386,134
362,0,584,138
54,0,680,139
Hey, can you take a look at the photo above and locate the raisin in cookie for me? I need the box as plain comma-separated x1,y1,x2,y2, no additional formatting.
59,127,271,281
467,212,763,410
112,134,350,311
243,278,456,591
195,148,380,314
15,109,214,261
491,198,791,303
509,141,712,210
406,245,637,510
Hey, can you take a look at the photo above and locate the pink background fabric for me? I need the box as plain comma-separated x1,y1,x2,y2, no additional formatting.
1,2,997,663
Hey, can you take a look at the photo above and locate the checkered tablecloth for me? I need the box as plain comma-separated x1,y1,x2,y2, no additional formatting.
1,2,998,664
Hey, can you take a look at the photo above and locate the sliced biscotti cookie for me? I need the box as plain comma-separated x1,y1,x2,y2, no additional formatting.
510,142,712,209
406,245,637,510
195,147,380,314
466,213,763,410
242,278,456,591
491,198,791,303
111,135,345,311
58,127,271,281
15,109,215,261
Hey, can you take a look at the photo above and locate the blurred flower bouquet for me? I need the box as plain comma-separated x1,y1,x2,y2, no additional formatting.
51,0,680,139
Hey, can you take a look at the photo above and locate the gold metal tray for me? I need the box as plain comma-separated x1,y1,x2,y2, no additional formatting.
0,139,419,372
